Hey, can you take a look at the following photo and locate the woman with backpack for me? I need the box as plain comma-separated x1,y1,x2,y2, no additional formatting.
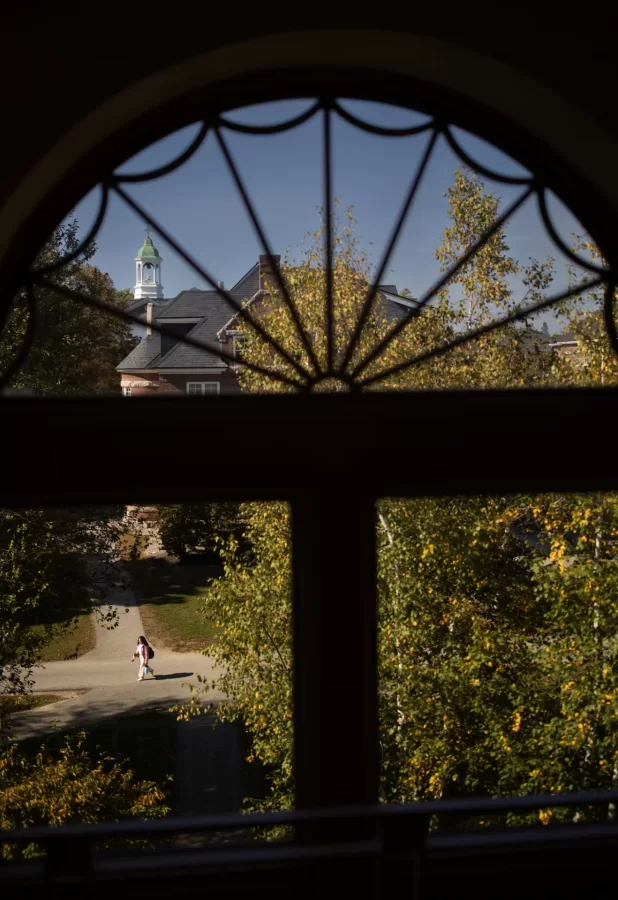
132,635,155,681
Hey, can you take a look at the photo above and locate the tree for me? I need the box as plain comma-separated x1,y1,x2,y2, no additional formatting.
0,733,168,859
0,218,137,394
431,168,556,390
524,493,618,807
0,507,123,729
237,205,394,390
377,497,534,803
157,503,244,560
187,172,618,821
377,493,618,818
187,503,293,812
550,238,618,388
0,219,137,725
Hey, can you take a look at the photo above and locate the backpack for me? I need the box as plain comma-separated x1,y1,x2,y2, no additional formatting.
148,645,154,660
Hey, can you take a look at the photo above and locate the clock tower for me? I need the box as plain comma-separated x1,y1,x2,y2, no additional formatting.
134,228,163,300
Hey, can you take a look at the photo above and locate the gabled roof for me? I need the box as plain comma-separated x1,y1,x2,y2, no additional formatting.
549,331,577,344
156,317,227,369
117,333,161,370
215,279,419,336
126,297,169,320
230,262,259,299
117,261,422,373
156,289,231,319
118,264,261,371
377,287,421,325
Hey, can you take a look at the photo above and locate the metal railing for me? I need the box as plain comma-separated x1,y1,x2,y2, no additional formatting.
2,789,618,895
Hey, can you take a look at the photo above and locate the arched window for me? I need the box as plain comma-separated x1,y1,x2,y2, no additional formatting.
2,40,618,885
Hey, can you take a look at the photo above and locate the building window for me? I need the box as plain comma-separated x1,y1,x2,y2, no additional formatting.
187,382,220,396
122,386,131,397
233,335,246,365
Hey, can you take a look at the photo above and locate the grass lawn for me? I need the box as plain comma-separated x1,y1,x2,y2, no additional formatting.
32,612,96,662
0,693,67,716
129,559,218,652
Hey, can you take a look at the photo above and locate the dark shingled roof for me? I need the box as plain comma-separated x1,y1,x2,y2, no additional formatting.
377,289,421,325
126,297,169,320
549,331,577,344
157,290,232,320
154,264,260,322
230,263,260,299
117,333,161,370
119,284,261,371
157,317,227,368
117,261,422,373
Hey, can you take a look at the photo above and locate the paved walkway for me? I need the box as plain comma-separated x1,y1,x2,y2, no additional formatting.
10,569,224,741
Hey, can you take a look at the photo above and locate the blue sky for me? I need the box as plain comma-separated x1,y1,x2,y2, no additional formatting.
71,99,586,324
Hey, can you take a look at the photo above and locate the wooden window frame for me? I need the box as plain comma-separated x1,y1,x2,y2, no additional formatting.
4,387,617,812
2,60,617,823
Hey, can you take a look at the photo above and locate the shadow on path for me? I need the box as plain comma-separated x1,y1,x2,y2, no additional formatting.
153,672,194,681
10,688,224,742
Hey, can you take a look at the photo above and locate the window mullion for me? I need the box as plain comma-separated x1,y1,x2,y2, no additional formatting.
291,492,378,813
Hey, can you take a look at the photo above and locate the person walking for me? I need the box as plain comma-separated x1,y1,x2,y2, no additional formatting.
132,635,155,681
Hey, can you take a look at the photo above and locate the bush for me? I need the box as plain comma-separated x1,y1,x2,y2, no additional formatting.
0,733,168,859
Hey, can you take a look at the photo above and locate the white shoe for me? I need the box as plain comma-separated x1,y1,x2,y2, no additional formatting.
137,677,144,681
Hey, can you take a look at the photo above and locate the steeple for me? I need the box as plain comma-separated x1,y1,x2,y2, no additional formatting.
134,227,163,300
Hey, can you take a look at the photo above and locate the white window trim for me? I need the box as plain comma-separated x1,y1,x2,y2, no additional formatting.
232,334,246,366
122,386,132,397
186,381,220,396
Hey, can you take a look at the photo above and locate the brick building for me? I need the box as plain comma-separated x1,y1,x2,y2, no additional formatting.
117,239,421,397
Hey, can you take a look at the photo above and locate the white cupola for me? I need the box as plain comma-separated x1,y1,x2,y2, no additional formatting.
134,228,163,300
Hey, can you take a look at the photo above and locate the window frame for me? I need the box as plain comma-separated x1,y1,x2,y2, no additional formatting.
2,57,618,834
186,381,220,396
5,389,618,815
232,334,246,366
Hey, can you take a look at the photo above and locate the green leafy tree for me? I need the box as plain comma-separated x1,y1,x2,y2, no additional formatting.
0,218,137,394
431,169,556,389
0,507,123,729
523,494,618,807
377,493,618,820
550,237,618,387
377,496,537,803
238,205,395,390
186,503,293,812
0,733,168,859
157,503,244,560
0,219,137,725
186,172,618,823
